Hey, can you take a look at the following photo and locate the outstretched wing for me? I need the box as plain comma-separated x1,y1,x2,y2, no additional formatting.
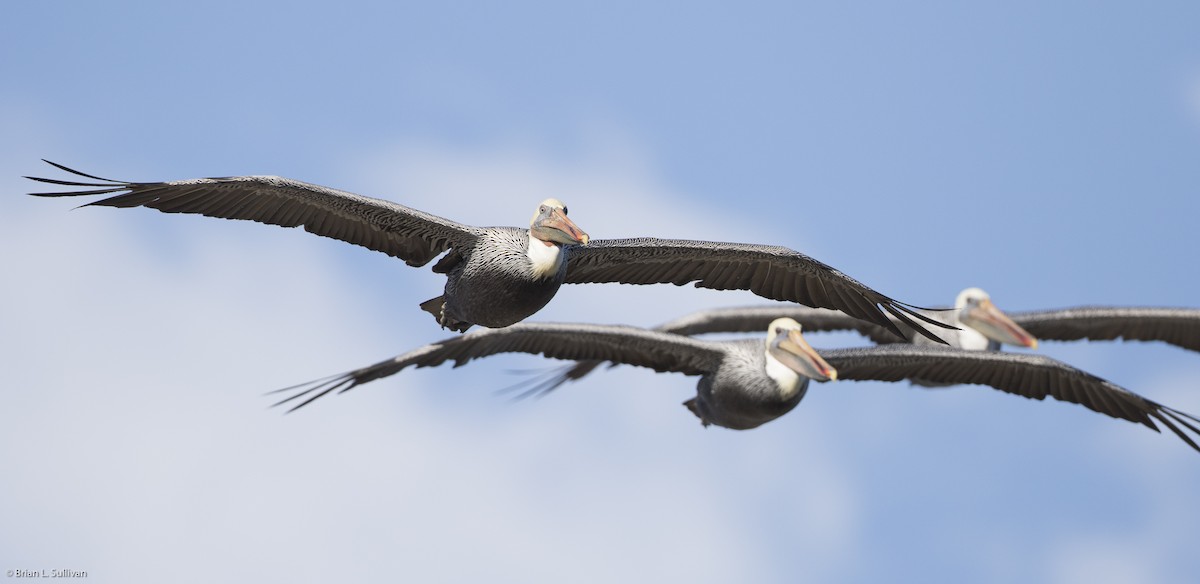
26,160,478,267
565,238,950,343
1011,307,1200,353
271,322,726,411
822,344,1200,452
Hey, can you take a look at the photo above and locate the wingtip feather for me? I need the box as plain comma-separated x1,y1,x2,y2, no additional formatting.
40,159,123,183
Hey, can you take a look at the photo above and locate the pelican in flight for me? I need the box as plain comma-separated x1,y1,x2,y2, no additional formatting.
26,160,951,339
535,289,1200,393
271,319,1200,452
622,289,1200,354
539,287,1038,393
849,287,1039,350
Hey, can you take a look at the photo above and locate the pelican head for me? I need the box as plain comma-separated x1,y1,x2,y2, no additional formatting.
529,199,589,246
955,287,1038,349
765,317,837,382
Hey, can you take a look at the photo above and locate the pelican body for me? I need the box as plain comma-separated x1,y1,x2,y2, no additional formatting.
27,161,953,341
271,319,1200,452
686,321,834,429
422,215,583,331
426,228,565,329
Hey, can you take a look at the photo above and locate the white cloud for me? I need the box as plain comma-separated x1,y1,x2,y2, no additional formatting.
0,122,859,583
4,117,1199,584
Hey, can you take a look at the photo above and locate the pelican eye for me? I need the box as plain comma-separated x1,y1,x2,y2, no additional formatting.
562,206,569,215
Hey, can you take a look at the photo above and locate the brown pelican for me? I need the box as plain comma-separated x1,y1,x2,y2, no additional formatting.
25,160,952,339
27,161,589,331
529,289,1200,395
540,287,1037,393
624,290,1200,354
857,287,1038,350
270,319,1200,452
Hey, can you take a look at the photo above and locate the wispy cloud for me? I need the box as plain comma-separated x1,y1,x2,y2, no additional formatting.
1,119,862,583
5,113,1198,584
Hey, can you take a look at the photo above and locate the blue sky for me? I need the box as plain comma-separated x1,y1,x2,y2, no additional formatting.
3,2,1199,583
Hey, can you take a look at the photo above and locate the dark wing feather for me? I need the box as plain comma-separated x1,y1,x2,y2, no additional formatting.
654,304,903,342
270,322,726,411
565,238,950,343
26,160,478,267
821,345,1200,452
1012,307,1200,353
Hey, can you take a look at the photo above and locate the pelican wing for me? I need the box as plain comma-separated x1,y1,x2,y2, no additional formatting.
1011,307,1200,353
821,345,1200,452
271,322,726,411
26,160,477,267
564,238,948,343
654,304,900,341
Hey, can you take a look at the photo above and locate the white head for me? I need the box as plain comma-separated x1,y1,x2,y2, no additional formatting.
955,287,1038,349
528,199,589,246
525,199,588,280
764,317,837,383
954,287,990,309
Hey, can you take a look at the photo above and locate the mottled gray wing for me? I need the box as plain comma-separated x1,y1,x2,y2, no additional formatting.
565,238,950,343
655,305,901,341
821,345,1200,452
1011,307,1200,353
26,160,478,267
270,322,727,411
